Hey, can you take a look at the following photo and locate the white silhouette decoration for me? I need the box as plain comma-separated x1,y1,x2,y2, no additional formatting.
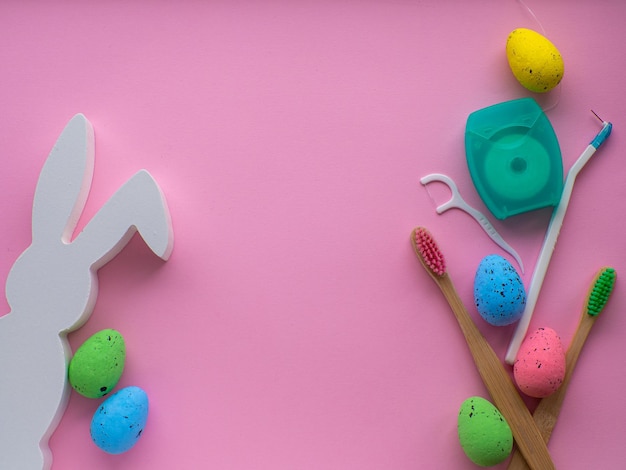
0,114,174,469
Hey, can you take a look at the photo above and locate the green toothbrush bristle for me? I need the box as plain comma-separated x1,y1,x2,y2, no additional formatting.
586,267,616,316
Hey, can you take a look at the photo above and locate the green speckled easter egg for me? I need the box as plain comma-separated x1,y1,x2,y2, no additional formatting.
457,396,513,467
69,329,126,398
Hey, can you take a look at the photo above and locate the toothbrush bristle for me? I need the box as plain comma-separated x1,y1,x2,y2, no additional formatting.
414,227,446,276
586,267,616,316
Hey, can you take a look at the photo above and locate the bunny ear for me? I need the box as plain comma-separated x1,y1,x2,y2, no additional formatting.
72,169,173,269
32,113,94,244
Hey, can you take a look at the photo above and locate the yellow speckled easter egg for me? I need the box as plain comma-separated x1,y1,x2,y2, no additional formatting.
506,28,563,93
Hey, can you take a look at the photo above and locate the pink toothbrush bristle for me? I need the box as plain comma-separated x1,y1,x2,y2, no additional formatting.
414,227,446,276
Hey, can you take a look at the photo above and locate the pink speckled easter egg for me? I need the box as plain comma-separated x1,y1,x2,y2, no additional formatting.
513,327,566,398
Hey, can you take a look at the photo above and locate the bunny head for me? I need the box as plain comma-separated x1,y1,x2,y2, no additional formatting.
5,114,173,330
0,113,173,469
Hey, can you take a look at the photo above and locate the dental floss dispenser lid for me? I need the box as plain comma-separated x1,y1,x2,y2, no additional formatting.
465,97,563,220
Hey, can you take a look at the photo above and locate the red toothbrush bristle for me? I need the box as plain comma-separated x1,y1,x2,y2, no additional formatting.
414,227,446,276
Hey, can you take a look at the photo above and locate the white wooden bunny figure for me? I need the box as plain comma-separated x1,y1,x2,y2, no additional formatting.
0,114,174,469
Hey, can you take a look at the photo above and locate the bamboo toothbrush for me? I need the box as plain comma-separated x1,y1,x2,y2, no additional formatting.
410,227,555,470
507,267,617,470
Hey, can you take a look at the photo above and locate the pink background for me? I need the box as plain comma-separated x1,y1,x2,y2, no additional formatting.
1,1,625,468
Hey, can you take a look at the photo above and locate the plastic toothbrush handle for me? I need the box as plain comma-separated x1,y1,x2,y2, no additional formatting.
505,144,596,365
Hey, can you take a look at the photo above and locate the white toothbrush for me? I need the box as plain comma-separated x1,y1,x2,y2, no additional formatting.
505,111,613,365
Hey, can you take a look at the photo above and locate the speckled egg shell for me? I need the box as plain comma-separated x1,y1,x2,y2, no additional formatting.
90,386,149,454
68,329,126,398
458,396,513,467
474,254,526,326
514,327,566,398
506,28,564,93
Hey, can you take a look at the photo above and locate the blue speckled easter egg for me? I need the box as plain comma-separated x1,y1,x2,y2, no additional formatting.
90,386,149,454
474,254,526,326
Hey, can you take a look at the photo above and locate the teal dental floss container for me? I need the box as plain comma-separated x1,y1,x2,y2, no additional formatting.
465,97,563,220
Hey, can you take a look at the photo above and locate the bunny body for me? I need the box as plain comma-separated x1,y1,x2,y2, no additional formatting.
0,114,173,469
0,313,70,469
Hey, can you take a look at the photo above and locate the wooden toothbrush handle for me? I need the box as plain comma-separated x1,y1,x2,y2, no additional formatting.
507,313,598,470
438,275,555,470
